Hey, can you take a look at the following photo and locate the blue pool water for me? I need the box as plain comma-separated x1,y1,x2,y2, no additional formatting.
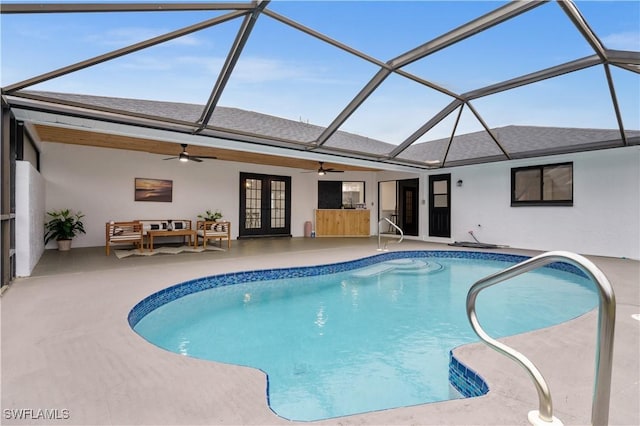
131,251,597,421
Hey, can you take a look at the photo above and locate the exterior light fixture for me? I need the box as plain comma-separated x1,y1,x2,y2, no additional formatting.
457,179,463,187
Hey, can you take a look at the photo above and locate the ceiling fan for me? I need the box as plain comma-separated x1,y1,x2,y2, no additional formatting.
163,144,216,163
303,161,344,175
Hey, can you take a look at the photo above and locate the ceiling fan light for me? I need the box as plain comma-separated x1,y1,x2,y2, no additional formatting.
318,170,326,176
179,152,189,162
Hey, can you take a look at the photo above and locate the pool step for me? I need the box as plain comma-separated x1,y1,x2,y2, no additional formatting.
393,261,444,275
351,263,397,278
352,259,443,278
386,259,422,268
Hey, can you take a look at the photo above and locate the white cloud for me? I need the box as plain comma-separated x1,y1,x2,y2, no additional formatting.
106,53,221,73
166,34,203,47
110,54,317,84
601,31,640,51
87,27,203,48
13,24,65,41
117,56,175,71
174,56,225,74
231,57,314,83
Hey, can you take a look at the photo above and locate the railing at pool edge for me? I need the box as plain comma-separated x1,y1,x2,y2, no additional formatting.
466,251,615,426
377,217,403,251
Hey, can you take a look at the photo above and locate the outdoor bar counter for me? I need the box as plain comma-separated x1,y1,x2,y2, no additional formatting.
315,209,370,237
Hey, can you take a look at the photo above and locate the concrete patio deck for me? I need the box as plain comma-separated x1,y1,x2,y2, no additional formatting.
1,238,638,425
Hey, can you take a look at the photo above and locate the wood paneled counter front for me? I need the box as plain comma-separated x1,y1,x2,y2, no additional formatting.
315,209,370,237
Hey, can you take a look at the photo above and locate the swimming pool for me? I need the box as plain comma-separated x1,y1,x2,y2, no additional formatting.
130,251,597,421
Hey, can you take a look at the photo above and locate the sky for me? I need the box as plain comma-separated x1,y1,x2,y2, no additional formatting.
1,0,639,144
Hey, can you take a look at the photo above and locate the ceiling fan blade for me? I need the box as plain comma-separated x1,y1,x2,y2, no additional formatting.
299,162,345,174
190,157,203,162
194,155,217,159
163,156,178,160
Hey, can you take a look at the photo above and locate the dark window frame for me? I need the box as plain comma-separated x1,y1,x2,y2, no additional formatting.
317,180,366,209
511,162,573,207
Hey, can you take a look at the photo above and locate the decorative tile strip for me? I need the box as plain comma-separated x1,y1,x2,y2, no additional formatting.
128,250,587,327
449,350,489,398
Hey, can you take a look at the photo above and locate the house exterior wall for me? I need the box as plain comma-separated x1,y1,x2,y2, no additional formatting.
39,142,378,250
37,142,639,260
448,146,640,259
377,147,639,259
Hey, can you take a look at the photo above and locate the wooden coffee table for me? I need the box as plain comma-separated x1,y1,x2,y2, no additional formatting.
147,229,197,251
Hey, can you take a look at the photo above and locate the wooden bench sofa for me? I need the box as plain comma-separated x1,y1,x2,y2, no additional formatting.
105,219,193,255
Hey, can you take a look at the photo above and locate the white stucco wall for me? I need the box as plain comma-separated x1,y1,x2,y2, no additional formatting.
40,143,378,248
37,142,640,259
16,161,45,276
449,146,640,259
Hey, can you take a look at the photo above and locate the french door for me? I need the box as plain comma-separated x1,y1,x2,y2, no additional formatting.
239,172,291,238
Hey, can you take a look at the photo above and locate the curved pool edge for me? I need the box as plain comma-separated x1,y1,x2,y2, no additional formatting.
127,248,592,420
446,303,600,407
128,249,587,329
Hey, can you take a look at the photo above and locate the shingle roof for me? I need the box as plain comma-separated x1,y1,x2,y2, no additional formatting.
22,90,639,167
403,125,639,166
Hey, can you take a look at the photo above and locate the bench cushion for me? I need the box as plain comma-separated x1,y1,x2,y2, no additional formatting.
209,223,229,232
139,220,191,234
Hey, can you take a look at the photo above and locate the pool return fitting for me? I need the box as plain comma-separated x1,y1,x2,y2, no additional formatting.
377,217,403,251
466,251,616,426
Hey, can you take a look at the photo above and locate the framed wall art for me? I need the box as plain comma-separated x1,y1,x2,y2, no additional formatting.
134,178,173,202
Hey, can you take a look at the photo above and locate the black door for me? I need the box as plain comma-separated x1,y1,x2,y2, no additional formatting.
429,174,451,238
239,172,291,238
397,178,419,236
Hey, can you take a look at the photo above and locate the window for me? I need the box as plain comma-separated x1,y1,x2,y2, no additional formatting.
318,181,365,209
342,181,365,208
511,162,573,206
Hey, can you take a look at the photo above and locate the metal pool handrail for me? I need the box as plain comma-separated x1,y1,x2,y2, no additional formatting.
466,251,616,426
377,217,403,251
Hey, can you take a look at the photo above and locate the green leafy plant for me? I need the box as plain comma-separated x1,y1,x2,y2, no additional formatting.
198,209,223,221
44,209,86,243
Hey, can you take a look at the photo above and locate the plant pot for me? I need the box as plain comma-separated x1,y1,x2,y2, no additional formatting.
57,239,72,251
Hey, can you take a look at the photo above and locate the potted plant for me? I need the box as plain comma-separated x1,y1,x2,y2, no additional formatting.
44,209,86,251
198,209,223,222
